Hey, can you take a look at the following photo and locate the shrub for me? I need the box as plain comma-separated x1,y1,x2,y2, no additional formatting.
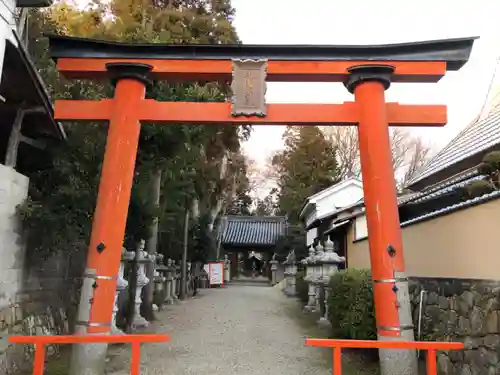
327,269,376,340
478,151,500,175
295,270,309,304
462,180,496,199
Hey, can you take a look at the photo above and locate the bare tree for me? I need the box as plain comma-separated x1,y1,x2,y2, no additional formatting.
399,137,431,189
321,126,432,188
246,157,280,196
322,126,361,178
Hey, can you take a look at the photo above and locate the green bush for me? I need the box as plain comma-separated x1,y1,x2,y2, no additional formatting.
478,151,500,175
295,270,309,304
462,180,496,199
327,269,376,340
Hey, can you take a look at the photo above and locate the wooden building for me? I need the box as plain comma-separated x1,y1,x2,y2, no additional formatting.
219,215,287,279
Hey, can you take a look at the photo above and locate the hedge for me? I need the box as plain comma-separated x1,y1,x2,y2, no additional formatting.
327,268,376,340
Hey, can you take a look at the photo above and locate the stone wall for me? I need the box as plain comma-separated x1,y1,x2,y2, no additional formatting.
409,277,500,375
0,166,71,375
0,293,68,374
0,165,29,310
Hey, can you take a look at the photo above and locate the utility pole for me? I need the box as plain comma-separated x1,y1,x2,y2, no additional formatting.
180,207,189,300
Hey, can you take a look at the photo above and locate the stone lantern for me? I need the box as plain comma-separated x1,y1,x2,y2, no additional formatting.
153,254,167,311
282,252,290,292
164,258,175,305
111,247,134,334
132,239,151,329
311,242,325,313
303,245,318,312
223,254,231,283
317,238,346,328
270,253,279,286
283,250,297,296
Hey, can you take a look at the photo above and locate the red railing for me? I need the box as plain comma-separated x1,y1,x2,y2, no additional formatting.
9,334,169,375
305,339,464,375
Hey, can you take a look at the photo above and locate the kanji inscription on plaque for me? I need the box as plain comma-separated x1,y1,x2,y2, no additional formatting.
231,59,267,117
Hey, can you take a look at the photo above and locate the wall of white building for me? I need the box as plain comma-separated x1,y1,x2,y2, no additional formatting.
0,165,28,309
0,0,18,85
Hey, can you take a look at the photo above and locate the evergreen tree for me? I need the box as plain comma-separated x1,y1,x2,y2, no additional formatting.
21,0,248,334
272,126,340,223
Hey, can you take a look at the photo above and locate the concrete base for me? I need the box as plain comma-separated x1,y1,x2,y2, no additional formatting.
70,269,108,375
110,325,125,335
302,305,317,313
69,338,108,375
378,333,418,375
132,315,149,330
377,273,418,375
317,317,331,329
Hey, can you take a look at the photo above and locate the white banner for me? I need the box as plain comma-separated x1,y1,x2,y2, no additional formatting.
208,262,224,285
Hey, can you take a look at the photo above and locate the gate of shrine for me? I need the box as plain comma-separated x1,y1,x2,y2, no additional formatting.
47,35,476,374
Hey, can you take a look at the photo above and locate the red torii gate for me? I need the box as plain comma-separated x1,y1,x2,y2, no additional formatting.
48,35,475,373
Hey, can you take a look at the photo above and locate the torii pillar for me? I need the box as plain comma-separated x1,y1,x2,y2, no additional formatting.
345,65,417,374
69,62,153,375
48,35,476,375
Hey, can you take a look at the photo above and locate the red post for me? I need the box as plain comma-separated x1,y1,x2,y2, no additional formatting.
33,344,46,375
70,63,152,375
77,63,152,334
344,65,417,375
333,347,342,375
9,334,169,375
130,343,142,375
426,349,437,375
306,338,464,375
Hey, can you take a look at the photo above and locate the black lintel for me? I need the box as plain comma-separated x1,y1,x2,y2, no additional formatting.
48,35,478,71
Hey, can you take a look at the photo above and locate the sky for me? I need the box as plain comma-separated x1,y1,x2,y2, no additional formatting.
233,0,500,180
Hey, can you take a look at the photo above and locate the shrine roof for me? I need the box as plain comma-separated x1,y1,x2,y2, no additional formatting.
220,216,287,248
48,35,477,70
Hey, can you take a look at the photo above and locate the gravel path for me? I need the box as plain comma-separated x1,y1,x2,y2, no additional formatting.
106,285,331,375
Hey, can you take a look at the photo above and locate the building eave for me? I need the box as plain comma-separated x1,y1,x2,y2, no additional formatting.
9,31,66,140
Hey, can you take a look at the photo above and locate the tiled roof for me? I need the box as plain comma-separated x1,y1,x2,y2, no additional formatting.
220,216,287,247
407,104,500,188
408,174,486,205
401,190,500,227
401,170,484,206
323,170,486,223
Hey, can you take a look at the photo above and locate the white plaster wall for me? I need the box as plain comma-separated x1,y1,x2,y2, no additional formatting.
304,211,318,229
306,228,317,246
0,0,18,85
0,165,29,309
354,214,368,240
316,185,364,219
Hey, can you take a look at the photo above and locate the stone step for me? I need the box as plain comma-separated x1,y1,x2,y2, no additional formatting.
227,277,272,287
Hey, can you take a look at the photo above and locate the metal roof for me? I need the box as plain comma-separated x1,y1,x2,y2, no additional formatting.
407,104,500,189
220,216,287,247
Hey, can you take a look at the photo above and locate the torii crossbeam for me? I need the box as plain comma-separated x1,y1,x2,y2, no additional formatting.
48,35,476,375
